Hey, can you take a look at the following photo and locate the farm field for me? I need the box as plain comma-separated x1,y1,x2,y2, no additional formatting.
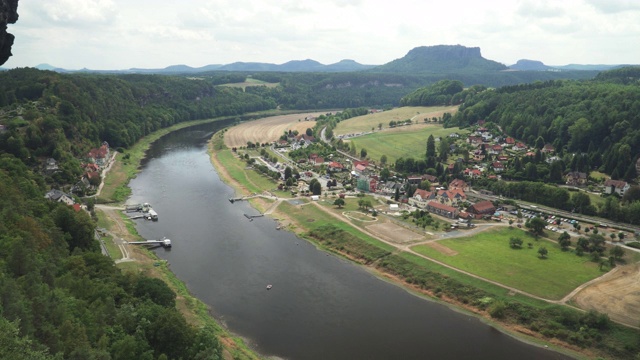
220,77,280,90
334,105,458,135
411,227,603,300
345,125,464,164
224,111,328,148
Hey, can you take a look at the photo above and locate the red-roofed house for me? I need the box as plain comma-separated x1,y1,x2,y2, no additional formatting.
513,142,527,151
409,189,435,208
73,203,82,212
426,201,459,219
328,161,345,172
492,162,505,172
87,143,110,167
464,168,482,179
437,189,467,205
467,200,496,218
489,144,503,155
468,136,483,145
449,179,469,192
313,157,325,166
505,137,515,145
604,179,630,196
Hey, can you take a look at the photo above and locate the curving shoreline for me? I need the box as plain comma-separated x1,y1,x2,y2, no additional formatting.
206,130,591,360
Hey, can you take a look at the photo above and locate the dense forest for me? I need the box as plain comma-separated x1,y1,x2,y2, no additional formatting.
0,155,223,359
447,67,640,180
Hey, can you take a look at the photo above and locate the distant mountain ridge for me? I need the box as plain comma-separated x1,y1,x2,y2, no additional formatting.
24,45,638,74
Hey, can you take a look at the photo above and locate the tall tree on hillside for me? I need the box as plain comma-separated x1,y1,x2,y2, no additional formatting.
426,135,436,159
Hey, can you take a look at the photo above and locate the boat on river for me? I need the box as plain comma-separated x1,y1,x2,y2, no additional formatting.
266,284,273,290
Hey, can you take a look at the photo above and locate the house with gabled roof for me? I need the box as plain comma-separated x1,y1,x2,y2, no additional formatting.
464,168,482,179
409,189,436,208
566,172,588,186
542,144,555,153
505,137,515,146
467,200,496,218
449,179,469,192
604,179,630,196
467,136,483,145
328,161,345,172
426,201,459,219
513,142,527,151
492,162,505,172
437,189,466,206
489,144,502,155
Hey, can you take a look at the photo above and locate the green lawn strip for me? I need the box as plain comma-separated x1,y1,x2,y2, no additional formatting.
348,126,462,164
278,201,395,254
396,252,552,308
412,227,602,300
217,149,280,194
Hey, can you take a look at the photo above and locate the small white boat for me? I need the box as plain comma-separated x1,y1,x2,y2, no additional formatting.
266,284,273,290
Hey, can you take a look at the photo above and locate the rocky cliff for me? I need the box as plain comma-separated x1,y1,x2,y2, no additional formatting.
0,0,19,65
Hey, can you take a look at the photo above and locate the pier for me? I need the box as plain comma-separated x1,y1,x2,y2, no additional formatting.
125,202,158,221
128,237,172,248
244,213,264,220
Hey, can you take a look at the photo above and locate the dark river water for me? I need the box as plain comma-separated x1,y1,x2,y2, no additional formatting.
128,121,573,360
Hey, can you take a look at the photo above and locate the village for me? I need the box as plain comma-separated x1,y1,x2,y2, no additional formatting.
233,116,639,239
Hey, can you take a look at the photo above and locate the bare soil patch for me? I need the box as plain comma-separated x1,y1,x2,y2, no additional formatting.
224,112,329,148
366,222,424,244
425,241,459,256
572,262,640,327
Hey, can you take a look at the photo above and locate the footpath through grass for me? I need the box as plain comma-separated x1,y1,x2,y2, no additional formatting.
413,227,602,300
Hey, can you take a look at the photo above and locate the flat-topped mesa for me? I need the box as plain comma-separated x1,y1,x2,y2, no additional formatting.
373,44,508,73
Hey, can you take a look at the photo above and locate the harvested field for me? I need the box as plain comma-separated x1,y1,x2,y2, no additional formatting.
572,262,640,327
335,106,458,135
366,222,424,244
224,112,328,148
425,241,458,256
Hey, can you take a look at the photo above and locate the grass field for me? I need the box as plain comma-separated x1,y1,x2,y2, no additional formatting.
335,106,458,135
346,125,463,164
412,227,603,300
278,200,396,253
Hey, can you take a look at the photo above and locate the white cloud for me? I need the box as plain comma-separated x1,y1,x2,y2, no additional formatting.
585,0,640,14
4,0,640,69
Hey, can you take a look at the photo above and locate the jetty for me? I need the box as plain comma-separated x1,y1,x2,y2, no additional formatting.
128,237,172,248
125,202,158,221
244,213,264,219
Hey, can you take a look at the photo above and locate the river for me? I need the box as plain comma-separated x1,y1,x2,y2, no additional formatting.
128,121,573,360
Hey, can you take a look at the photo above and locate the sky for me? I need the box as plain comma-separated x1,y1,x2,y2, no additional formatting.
4,0,640,70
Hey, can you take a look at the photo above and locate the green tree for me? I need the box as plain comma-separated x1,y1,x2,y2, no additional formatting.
426,134,436,158
360,148,368,158
525,216,546,237
610,245,625,260
333,198,345,208
305,128,313,136
380,154,387,165
509,237,523,249
380,168,390,181
538,246,548,259
558,232,571,251
284,166,292,180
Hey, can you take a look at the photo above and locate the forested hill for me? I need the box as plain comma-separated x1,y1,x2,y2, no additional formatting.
447,66,640,180
0,68,277,184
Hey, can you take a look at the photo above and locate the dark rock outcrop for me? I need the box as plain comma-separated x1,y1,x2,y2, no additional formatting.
0,0,19,65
